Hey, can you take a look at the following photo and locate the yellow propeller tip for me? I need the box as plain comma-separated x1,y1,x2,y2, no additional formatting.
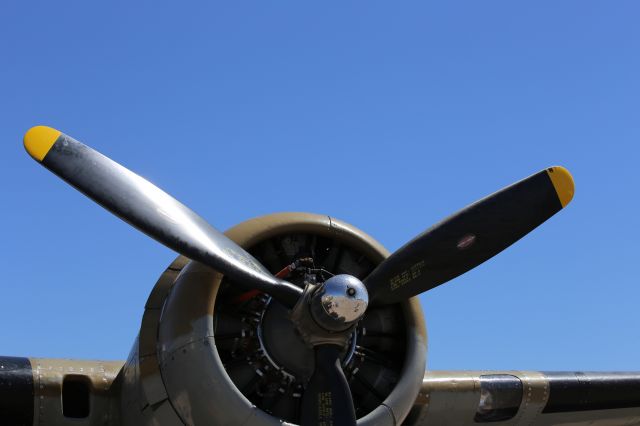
546,166,575,208
24,126,61,162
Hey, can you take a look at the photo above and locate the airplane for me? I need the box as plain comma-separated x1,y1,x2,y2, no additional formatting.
1,125,639,426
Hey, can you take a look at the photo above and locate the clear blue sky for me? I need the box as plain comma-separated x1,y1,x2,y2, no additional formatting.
1,2,639,371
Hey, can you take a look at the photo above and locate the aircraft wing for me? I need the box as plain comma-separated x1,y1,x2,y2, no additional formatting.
405,370,640,425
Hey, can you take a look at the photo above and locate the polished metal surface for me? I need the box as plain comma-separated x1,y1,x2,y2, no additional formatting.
310,274,369,331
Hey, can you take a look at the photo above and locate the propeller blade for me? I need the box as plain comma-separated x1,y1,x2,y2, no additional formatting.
301,345,356,426
365,167,574,305
23,126,302,307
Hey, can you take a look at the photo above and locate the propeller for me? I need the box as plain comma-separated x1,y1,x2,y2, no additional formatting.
23,126,302,307
364,166,574,305
300,345,356,426
24,125,575,426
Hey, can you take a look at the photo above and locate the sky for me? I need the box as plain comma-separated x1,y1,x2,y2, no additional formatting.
1,1,639,372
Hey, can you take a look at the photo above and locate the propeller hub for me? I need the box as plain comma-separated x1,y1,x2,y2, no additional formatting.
310,274,368,332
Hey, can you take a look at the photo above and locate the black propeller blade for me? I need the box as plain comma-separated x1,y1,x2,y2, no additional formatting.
364,167,574,305
23,126,302,307
301,345,356,426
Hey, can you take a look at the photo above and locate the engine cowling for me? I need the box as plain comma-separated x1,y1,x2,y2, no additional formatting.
120,212,426,425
